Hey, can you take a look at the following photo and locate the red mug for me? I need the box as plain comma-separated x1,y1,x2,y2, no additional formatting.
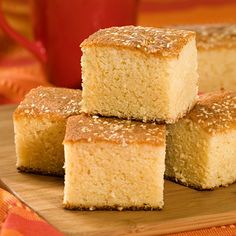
0,0,139,88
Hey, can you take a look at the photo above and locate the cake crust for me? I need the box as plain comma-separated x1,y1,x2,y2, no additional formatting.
165,175,236,191
64,114,166,146
17,166,64,177
173,24,236,50
14,86,82,119
186,91,236,134
63,203,162,211
81,25,195,59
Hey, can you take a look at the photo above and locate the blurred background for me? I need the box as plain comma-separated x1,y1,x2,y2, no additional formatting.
1,0,236,104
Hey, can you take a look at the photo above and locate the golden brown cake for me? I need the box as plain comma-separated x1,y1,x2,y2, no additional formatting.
173,24,236,92
166,91,236,190
13,86,82,176
80,25,198,123
63,114,166,210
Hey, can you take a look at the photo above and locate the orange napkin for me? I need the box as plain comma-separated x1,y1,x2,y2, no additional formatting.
0,188,64,236
0,48,51,105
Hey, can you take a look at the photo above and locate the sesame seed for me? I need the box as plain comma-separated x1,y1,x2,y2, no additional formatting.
117,206,123,211
89,206,95,211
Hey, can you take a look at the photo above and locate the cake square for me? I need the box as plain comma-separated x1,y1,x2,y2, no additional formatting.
13,86,82,176
166,91,236,189
80,25,198,123
174,24,236,92
63,114,166,210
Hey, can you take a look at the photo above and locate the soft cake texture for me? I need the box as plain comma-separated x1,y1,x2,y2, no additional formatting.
166,91,236,189
13,86,82,176
80,25,198,123
174,24,236,92
63,114,166,210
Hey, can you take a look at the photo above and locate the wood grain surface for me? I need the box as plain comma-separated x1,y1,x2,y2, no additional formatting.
1,105,236,236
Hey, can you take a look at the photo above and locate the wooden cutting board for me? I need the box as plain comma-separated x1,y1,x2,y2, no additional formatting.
1,105,236,236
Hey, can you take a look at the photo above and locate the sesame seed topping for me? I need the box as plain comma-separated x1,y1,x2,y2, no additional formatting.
64,114,165,146
14,86,82,118
81,25,195,58
188,91,236,134
173,24,236,50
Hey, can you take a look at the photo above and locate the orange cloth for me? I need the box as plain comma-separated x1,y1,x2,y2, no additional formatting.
0,0,49,104
0,188,64,236
0,48,50,104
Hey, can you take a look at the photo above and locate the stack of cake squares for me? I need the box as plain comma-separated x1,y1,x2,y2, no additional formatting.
64,25,199,210
13,25,236,211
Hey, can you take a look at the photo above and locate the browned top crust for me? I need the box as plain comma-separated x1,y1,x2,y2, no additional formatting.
172,24,236,50
187,91,236,134
81,25,195,58
64,114,165,146
14,86,82,119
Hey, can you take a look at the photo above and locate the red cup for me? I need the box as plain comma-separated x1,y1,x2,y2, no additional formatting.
0,0,139,88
